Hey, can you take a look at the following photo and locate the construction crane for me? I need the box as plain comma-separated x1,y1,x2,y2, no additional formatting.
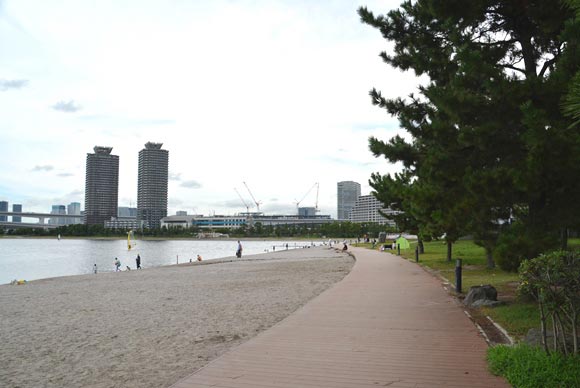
234,188,251,214
243,181,262,213
294,182,319,214
315,182,320,212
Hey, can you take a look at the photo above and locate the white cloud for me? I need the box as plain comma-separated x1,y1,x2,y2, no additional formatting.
31,165,54,172
52,100,81,113
180,180,202,189
0,79,27,91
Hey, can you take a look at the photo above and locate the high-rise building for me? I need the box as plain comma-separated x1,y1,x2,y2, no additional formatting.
0,201,8,222
84,146,119,226
67,202,82,225
137,142,168,229
337,181,361,220
12,204,22,223
49,205,66,225
348,195,396,226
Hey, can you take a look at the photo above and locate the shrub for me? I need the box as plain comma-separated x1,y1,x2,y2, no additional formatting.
494,222,555,271
519,250,580,355
488,344,580,387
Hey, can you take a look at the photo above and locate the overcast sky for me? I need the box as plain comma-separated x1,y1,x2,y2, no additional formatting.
0,0,420,219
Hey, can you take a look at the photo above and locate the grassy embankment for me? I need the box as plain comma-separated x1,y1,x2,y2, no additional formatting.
355,238,580,340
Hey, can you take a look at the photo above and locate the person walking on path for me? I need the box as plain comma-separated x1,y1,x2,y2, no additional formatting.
236,241,243,258
93,263,97,274
114,258,121,272
136,254,141,269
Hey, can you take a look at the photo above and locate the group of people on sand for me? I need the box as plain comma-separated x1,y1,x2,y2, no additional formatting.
99,254,142,274
98,241,245,274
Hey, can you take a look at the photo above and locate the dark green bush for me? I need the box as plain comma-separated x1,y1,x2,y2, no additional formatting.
494,222,555,271
488,344,580,387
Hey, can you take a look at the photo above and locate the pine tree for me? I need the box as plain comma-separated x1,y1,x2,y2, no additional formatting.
360,0,580,269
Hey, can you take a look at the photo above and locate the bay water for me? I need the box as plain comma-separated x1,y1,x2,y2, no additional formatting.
0,238,319,285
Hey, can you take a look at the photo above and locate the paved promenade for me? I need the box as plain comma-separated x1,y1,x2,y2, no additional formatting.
171,247,508,388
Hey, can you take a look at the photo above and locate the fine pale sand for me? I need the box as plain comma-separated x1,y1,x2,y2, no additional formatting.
0,246,354,388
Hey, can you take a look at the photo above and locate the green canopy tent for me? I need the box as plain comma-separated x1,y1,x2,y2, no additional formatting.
395,236,410,250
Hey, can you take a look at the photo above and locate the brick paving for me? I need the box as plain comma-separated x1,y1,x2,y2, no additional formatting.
171,247,509,388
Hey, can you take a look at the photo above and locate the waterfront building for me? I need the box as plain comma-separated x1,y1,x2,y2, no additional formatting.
298,207,317,218
348,195,396,227
118,207,138,218
0,201,8,222
161,213,333,229
67,202,82,225
12,204,22,223
104,217,140,230
176,210,188,216
84,146,119,226
137,142,168,229
337,181,361,220
49,205,66,225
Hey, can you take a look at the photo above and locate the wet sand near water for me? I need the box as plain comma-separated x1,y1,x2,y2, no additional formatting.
0,246,353,388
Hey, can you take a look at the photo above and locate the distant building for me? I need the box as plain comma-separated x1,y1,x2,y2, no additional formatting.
103,206,138,229
161,214,333,229
0,201,8,222
67,202,82,225
104,217,140,230
84,146,119,226
49,205,66,225
298,207,317,218
337,181,361,220
348,195,396,226
137,142,168,229
12,204,22,223
162,215,246,229
176,211,188,216
118,207,137,218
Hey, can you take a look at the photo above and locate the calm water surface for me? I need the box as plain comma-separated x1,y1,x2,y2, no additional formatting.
0,238,318,285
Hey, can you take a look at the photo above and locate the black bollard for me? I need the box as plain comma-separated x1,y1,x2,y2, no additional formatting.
415,246,419,263
455,259,462,293
397,244,400,255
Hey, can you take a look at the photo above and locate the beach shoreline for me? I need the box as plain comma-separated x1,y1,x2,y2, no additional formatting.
0,246,354,388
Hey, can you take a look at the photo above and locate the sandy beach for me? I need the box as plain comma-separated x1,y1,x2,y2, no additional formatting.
0,246,353,388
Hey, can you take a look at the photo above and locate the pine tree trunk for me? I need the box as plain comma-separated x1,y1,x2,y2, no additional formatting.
446,240,452,262
561,227,568,250
486,247,495,269
418,238,425,254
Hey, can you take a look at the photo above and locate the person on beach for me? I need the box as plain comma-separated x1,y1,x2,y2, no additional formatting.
93,263,97,274
136,254,141,269
114,258,121,272
197,254,202,262
342,241,348,251
236,241,243,258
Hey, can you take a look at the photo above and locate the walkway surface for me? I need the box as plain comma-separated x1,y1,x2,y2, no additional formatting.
171,247,509,388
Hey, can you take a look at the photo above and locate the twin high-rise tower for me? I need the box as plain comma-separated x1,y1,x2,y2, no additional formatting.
137,142,168,229
84,146,119,226
84,143,168,228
